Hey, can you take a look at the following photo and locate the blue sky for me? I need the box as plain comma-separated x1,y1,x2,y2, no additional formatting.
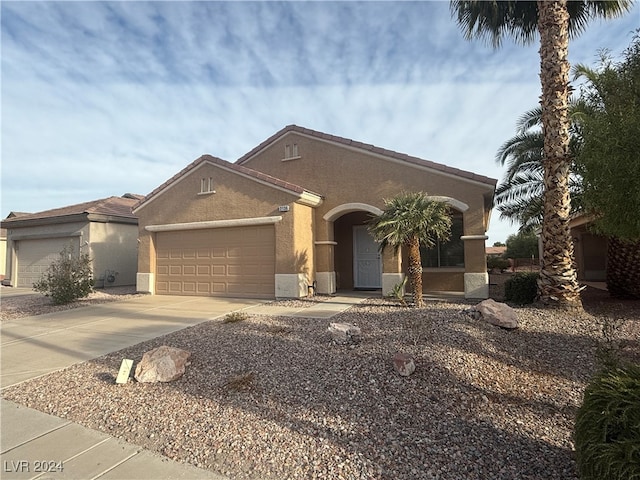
2,1,638,243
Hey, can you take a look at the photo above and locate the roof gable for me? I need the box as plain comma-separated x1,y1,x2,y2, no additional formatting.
236,125,497,188
133,155,322,213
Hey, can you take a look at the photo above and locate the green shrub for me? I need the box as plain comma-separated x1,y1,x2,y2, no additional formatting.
386,277,408,306
487,256,510,272
575,363,640,480
33,245,93,305
504,272,538,304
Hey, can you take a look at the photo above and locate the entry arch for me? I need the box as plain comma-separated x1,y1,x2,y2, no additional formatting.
323,203,382,222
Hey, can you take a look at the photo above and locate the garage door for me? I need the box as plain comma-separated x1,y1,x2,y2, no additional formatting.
156,225,275,298
17,237,78,288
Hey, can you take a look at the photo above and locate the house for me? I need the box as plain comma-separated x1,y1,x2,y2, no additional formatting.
1,194,142,288
134,125,496,299
569,214,608,282
486,246,507,257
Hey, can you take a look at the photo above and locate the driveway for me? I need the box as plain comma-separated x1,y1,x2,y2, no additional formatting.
1,295,265,388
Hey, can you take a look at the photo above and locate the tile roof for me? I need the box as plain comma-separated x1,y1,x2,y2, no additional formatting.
2,195,139,224
133,155,322,212
486,246,507,256
236,124,497,187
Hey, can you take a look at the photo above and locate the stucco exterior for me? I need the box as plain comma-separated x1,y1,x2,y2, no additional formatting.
135,125,496,299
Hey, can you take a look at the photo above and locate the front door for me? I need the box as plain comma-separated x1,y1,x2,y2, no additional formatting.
353,225,382,289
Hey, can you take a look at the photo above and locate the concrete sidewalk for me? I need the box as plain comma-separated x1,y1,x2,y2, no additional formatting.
1,292,367,480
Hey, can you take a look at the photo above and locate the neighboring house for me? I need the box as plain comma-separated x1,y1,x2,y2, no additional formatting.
1,194,142,288
486,246,507,257
0,228,6,281
134,125,496,299
569,214,608,282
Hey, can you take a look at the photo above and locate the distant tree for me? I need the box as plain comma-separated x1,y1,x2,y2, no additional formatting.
493,241,506,247
368,192,452,308
505,231,539,260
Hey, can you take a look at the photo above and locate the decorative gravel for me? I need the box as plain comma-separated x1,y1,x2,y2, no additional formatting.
3,291,639,480
0,286,142,321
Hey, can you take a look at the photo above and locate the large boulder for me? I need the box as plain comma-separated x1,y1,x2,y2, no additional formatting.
134,345,191,383
474,299,519,329
328,322,362,344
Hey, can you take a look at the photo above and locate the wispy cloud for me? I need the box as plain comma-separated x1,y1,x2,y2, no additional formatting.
2,0,638,243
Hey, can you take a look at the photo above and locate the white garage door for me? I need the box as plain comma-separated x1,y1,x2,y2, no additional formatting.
156,225,275,298
17,237,78,288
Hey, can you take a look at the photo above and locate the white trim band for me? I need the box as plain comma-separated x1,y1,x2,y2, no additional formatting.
427,196,469,212
324,203,383,221
315,241,338,245
146,216,283,232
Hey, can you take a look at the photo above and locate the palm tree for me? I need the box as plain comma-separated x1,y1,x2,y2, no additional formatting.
494,103,585,232
451,0,633,310
368,192,452,308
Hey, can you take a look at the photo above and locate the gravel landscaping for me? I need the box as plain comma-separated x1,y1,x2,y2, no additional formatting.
0,286,143,321
2,284,639,479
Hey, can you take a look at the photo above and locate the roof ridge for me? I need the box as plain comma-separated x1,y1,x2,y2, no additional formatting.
236,125,497,186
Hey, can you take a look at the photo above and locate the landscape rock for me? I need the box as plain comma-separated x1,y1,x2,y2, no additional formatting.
134,345,191,383
392,352,416,376
474,299,519,329
328,322,362,344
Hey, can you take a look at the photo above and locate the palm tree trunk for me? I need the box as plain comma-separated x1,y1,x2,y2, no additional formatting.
406,235,424,307
536,0,583,311
606,237,640,299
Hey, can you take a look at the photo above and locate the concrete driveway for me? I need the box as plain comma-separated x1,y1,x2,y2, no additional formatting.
1,294,265,388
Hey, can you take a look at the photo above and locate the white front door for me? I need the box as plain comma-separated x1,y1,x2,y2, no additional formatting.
353,225,382,289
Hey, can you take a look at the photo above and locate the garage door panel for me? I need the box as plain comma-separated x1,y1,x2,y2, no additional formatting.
197,265,210,276
156,226,274,298
183,266,196,275
17,237,79,288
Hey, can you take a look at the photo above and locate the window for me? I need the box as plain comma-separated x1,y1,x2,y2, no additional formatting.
199,177,215,194
421,211,464,267
283,143,300,160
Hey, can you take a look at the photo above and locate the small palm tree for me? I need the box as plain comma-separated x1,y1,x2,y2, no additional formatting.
368,192,452,308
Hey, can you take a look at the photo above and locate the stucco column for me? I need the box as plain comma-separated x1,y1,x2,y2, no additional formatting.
314,241,337,294
313,218,336,294
136,230,156,294
461,235,489,299
381,247,404,296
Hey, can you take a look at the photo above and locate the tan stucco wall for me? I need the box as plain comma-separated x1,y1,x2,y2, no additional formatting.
423,271,465,292
291,202,315,279
241,132,492,238
136,161,307,279
88,222,139,287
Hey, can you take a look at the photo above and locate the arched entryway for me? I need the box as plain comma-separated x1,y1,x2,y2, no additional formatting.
322,203,395,292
